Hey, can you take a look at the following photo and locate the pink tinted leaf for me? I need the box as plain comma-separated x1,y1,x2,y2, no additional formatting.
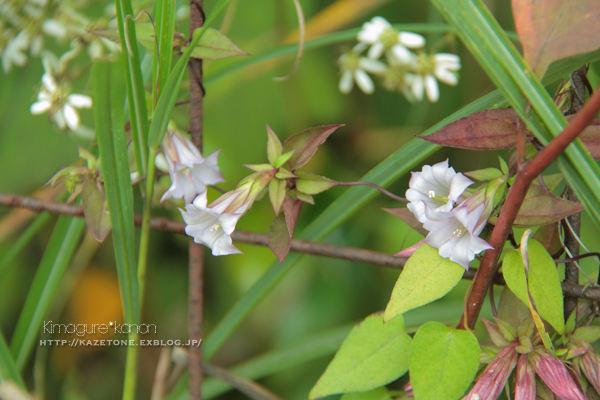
395,239,425,258
82,178,111,242
490,185,583,226
532,222,563,256
268,214,291,264
461,345,518,400
568,115,600,160
515,354,536,400
481,318,513,348
579,344,600,395
383,207,428,236
532,350,585,400
498,286,530,329
283,195,302,237
420,109,520,150
282,124,343,169
512,0,600,78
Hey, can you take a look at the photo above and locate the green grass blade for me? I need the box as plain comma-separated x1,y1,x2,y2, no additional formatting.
0,213,51,279
430,0,600,227
205,23,519,87
10,216,85,371
153,0,176,103
115,0,150,175
93,58,139,326
0,330,24,387
202,48,600,360
147,0,231,149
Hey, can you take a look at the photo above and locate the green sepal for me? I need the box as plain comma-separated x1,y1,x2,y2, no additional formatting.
296,191,314,204
295,172,338,195
465,168,503,181
266,124,283,165
269,178,286,216
244,163,274,172
273,150,295,169
275,168,295,179
499,156,509,175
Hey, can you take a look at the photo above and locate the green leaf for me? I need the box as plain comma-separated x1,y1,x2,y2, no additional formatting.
295,173,338,195
115,0,149,175
309,313,410,399
340,388,392,400
81,178,111,242
201,51,600,361
430,0,600,230
154,0,176,103
573,326,600,343
382,207,428,236
512,0,600,78
282,125,343,170
92,59,139,325
464,168,503,181
244,163,274,172
497,286,530,329
502,240,565,333
409,322,480,400
384,244,464,321
10,216,85,370
190,27,249,60
275,168,295,179
266,124,282,165
268,178,286,216
296,191,314,204
0,331,23,387
268,214,291,264
273,150,295,169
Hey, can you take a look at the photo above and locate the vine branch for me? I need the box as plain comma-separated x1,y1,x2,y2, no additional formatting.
460,84,600,330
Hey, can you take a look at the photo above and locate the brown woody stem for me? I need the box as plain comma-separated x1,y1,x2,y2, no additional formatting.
459,84,600,330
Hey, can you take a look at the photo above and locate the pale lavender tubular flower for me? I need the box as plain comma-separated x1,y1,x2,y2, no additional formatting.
182,172,273,256
181,190,248,256
531,351,585,400
405,159,473,223
515,354,536,400
161,130,224,204
421,185,493,269
462,345,518,400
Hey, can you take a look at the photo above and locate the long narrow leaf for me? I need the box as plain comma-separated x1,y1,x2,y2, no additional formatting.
147,0,231,149
153,0,176,102
10,216,85,370
202,49,600,360
0,331,24,387
430,0,600,227
115,0,150,175
93,58,139,325
0,213,51,279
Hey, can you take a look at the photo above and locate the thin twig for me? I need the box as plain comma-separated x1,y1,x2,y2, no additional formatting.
459,84,600,330
151,348,172,400
202,361,283,400
564,189,582,320
189,0,205,397
336,181,408,203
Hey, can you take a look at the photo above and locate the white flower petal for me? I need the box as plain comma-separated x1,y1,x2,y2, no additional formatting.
411,75,424,101
53,109,66,129
354,69,374,94
67,94,92,108
425,75,439,102
63,104,80,130
42,73,57,93
359,58,387,74
352,42,368,53
42,19,67,39
435,53,461,67
339,70,354,94
367,42,385,59
435,67,458,86
212,234,242,255
30,100,51,114
399,32,425,48
391,44,414,64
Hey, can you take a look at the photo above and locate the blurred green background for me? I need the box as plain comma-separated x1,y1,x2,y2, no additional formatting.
0,0,599,399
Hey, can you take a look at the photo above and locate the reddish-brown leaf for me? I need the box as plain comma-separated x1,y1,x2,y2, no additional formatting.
268,214,291,264
383,207,428,236
512,0,600,78
283,195,302,237
282,124,343,169
567,115,600,159
490,185,583,226
420,109,520,150
532,222,563,256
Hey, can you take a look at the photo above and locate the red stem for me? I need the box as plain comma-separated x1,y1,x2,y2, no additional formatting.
459,85,600,330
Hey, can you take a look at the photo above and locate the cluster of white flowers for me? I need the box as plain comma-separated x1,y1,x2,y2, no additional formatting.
338,16,461,102
405,160,493,269
30,55,93,136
